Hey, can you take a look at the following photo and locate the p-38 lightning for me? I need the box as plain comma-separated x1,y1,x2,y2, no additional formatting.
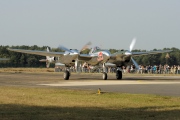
8,38,172,80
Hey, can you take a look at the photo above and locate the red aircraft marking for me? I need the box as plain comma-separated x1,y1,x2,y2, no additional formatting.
97,52,103,61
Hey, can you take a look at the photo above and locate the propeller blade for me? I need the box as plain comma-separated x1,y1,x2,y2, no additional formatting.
129,38,136,52
80,41,92,52
46,61,50,68
47,47,50,52
131,57,139,70
39,59,46,62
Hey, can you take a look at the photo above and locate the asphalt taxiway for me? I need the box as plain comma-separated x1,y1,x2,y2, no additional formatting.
0,72,180,97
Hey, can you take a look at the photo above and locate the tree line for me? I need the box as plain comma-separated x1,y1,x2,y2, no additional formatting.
0,45,179,68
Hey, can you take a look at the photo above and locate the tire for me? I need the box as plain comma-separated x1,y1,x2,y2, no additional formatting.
102,72,107,80
116,70,122,80
64,71,70,80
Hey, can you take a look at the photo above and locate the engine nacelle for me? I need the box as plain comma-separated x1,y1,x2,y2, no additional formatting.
47,57,55,63
46,57,56,68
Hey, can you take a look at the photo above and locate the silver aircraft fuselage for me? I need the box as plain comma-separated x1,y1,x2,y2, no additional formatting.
78,49,132,67
57,53,78,66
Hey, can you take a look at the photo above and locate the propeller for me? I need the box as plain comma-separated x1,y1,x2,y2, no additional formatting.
76,41,92,72
80,41,92,52
39,47,55,68
126,38,139,70
131,57,139,70
130,38,136,52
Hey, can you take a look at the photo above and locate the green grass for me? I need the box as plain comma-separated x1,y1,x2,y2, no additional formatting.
0,86,180,120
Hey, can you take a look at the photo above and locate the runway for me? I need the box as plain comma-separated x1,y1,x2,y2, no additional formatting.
0,72,180,97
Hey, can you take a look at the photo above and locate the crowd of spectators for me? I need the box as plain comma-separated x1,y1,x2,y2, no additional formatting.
54,63,180,74
124,64,180,74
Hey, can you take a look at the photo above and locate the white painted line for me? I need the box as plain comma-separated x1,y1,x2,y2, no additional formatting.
38,81,180,87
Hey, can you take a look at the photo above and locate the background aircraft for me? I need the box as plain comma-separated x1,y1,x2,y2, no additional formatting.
7,39,172,80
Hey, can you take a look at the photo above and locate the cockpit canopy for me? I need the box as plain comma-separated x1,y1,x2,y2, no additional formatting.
89,46,101,54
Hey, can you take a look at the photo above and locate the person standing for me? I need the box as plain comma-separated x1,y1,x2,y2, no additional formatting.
178,65,180,74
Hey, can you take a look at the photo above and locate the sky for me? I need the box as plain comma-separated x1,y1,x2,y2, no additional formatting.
0,0,180,50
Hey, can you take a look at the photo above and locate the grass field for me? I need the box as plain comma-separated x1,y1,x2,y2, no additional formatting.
0,68,180,120
0,86,180,120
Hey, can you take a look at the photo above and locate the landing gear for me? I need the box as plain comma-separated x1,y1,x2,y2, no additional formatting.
64,70,70,80
102,72,107,80
116,67,122,80
116,70,122,80
102,63,108,80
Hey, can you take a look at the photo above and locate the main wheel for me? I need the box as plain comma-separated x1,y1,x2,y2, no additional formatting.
102,72,107,80
64,70,70,80
116,70,122,80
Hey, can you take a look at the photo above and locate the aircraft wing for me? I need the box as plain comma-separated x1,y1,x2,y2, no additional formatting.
7,48,64,57
132,50,172,56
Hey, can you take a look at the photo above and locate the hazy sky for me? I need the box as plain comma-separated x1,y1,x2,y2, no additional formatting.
0,0,180,50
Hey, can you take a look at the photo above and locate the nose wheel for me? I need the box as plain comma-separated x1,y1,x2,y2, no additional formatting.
116,70,122,80
64,70,70,80
102,63,108,80
102,72,107,80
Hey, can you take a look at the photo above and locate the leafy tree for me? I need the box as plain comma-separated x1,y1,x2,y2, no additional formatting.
109,49,118,54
